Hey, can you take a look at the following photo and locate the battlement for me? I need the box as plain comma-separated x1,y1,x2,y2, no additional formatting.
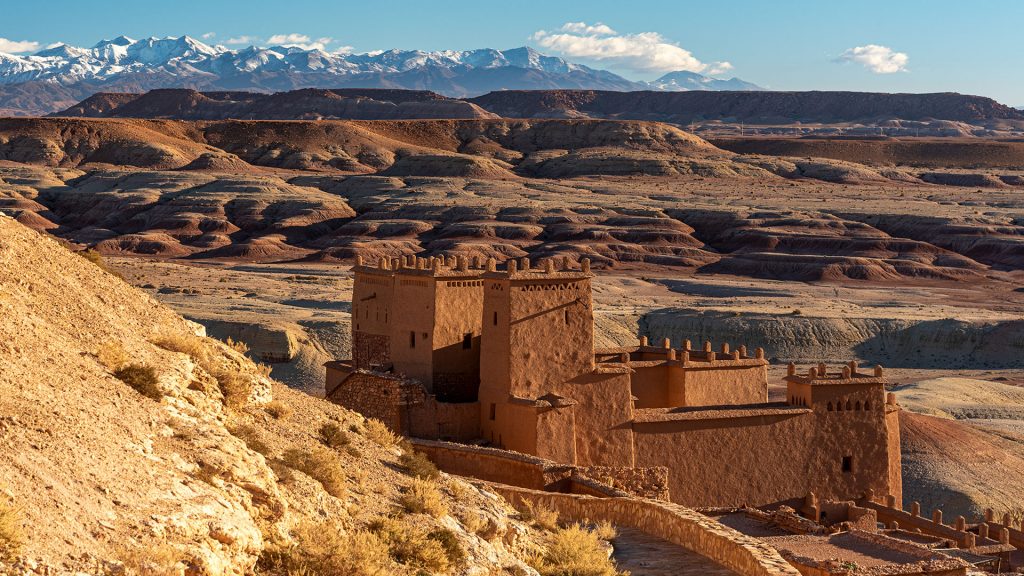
481,255,594,280
784,361,886,386
615,336,768,366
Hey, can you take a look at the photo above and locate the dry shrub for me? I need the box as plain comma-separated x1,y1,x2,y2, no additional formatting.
269,460,295,484
461,511,488,536
0,497,24,562
399,478,447,517
96,341,128,371
364,419,399,448
259,522,393,576
256,362,273,377
282,448,347,498
426,527,466,569
520,498,559,531
594,519,617,541
116,543,183,576
529,523,625,576
369,517,450,574
228,423,271,456
319,422,350,449
153,334,252,409
399,449,439,480
113,364,162,400
224,336,249,354
78,249,123,279
210,365,251,409
265,400,292,420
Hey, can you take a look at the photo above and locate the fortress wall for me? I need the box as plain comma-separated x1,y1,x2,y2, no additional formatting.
861,500,974,548
391,274,436,385
351,268,394,368
630,364,671,408
431,278,484,400
507,278,594,398
634,408,898,508
680,363,768,406
488,484,802,576
328,371,409,432
407,399,480,441
412,438,557,490
560,370,635,467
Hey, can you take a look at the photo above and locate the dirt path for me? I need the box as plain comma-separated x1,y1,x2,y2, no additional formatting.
611,527,740,575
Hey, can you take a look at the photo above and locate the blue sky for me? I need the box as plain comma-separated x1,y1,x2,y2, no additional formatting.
1,0,1022,104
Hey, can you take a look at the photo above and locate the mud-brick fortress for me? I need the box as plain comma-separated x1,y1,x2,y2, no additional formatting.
326,254,902,509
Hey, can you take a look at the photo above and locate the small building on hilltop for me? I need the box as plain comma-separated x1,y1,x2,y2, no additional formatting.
326,254,902,509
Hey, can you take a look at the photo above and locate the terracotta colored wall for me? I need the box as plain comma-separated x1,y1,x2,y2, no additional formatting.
351,269,394,368
390,274,437,385
536,406,576,464
631,364,671,408
678,364,768,406
559,370,635,467
489,485,802,576
506,278,594,398
634,404,900,508
431,278,484,401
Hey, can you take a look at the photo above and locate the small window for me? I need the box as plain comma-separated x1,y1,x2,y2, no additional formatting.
489,403,496,421
409,331,416,348
842,456,853,473
493,311,498,325
462,333,473,349
564,309,570,324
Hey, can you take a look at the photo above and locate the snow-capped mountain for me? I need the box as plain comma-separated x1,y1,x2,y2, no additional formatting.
647,70,763,92
0,35,761,115
0,36,620,87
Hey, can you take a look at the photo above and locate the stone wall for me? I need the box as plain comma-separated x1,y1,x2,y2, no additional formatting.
410,438,670,499
489,484,801,576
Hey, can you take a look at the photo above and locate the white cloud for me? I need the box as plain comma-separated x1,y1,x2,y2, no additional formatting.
267,33,333,51
45,42,65,50
837,44,908,74
224,35,258,45
532,22,709,74
0,38,42,53
559,22,616,36
201,32,216,40
707,61,733,76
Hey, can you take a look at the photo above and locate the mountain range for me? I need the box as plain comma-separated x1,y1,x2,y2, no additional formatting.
0,35,762,115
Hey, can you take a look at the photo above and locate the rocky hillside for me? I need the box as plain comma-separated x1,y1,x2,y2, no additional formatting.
468,90,1024,125
55,88,498,120
0,213,549,574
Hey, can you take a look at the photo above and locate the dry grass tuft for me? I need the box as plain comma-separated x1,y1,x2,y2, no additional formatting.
96,341,128,371
364,419,399,448
529,523,626,576
282,448,347,498
113,364,162,400
224,336,249,354
319,422,351,449
78,249,123,279
369,517,451,574
0,496,24,562
520,499,559,531
259,522,394,576
594,519,617,541
399,449,440,480
228,423,271,456
153,333,252,409
265,400,292,420
399,478,447,517
256,362,273,378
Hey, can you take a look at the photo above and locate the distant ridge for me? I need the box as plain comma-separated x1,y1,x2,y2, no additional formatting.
468,90,1024,125
0,35,758,115
55,88,497,120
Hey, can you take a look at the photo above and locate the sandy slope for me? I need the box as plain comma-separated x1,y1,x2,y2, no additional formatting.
0,214,543,574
